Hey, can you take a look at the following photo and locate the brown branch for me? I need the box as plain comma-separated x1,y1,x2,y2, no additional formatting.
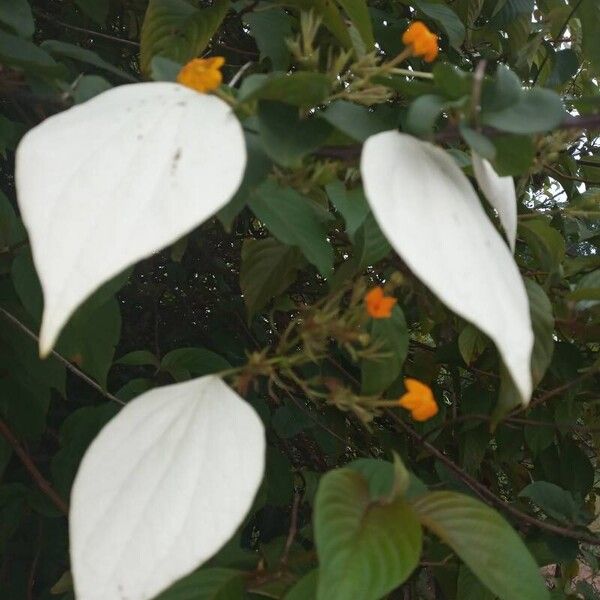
314,113,600,161
0,307,125,406
33,9,140,47
281,490,302,566
386,410,600,546
0,417,69,515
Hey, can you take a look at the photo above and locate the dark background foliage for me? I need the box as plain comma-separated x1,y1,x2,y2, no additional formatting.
0,0,600,598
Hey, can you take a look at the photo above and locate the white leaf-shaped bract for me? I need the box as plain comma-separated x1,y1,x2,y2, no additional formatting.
70,375,265,600
361,132,533,403
472,153,517,252
15,83,246,356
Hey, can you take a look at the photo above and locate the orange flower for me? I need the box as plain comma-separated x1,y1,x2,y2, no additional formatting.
402,21,439,63
398,378,438,421
365,286,397,319
177,56,225,93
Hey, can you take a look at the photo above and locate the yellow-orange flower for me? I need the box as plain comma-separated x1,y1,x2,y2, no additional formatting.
177,57,225,93
398,378,438,421
402,21,439,63
365,286,397,319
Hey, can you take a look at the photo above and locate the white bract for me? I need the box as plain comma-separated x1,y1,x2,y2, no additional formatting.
15,82,246,356
472,153,518,252
70,375,265,600
361,132,533,404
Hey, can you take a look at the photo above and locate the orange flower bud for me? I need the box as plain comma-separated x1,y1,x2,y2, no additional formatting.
177,57,225,93
398,378,438,421
365,286,397,319
402,21,439,63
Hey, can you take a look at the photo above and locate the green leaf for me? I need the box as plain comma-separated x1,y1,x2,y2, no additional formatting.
240,72,331,107
51,403,117,498
405,94,448,138
336,0,374,48
217,130,272,230
482,88,565,134
320,100,397,142
140,0,230,75
525,279,554,387
459,125,496,161
75,0,110,25
249,180,334,276
519,481,578,523
414,0,465,48
243,8,292,70
41,40,137,82
492,134,534,176
57,297,121,389
519,219,565,273
490,0,533,26
0,0,34,37
482,64,522,113
361,305,408,395
240,237,304,318
348,457,427,501
160,348,230,381
353,212,391,268
0,30,58,72
433,62,472,100
581,0,600,71
559,437,594,499
11,250,122,389
547,49,578,88
458,324,488,366
71,75,112,103
326,181,370,237
457,565,495,600
285,570,319,600
150,56,183,82
154,568,244,599
0,191,25,250
315,468,422,600
524,407,555,458
258,101,333,167
115,350,160,368
411,491,549,600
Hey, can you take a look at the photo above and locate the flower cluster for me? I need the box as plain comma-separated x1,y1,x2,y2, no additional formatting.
398,378,438,421
177,57,225,93
402,21,439,63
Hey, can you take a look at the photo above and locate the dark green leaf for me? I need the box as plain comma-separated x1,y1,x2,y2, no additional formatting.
249,179,334,276
41,40,136,82
361,305,408,395
411,491,549,600
0,0,34,37
160,348,230,381
140,0,230,75
326,181,370,236
155,568,244,599
320,100,396,142
244,9,292,70
405,94,448,137
240,237,304,318
315,468,422,600
525,278,554,386
240,72,331,106
336,0,374,48
482,88,565,134
519,481,578,523
258,101,333,167
414,0,465,48
285,569,318,600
